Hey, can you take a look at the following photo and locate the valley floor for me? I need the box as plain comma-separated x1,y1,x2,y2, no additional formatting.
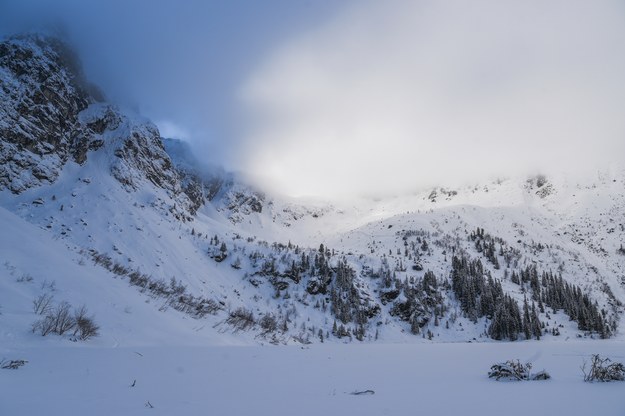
2,340,624,416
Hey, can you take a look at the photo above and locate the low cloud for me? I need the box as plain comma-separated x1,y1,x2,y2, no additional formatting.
2,0,624,198
238,0,625,197
0,0,344,167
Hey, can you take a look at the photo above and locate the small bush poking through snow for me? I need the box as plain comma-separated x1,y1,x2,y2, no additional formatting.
32,293,54,315
259,313,278,334
224,307,255,332
32,300,99,340
51,301,75,335
350,390,375,395
86,250,222,318
489,360,530,381
582,354,625,382
73,305,100,340
1,359,28,369
488,360,550,381
16,273,33,283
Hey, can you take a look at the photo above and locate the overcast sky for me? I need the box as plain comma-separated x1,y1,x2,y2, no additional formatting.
2,0,625,197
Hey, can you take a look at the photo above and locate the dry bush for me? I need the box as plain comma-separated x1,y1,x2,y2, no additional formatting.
259,314,278,334
225,307,255,332
582,354,625,382
33,293,54,315
489,360,550,381
52,301,75,335
32,315,56,336
73,305,100,340
32,301,100,340
0,359,28,369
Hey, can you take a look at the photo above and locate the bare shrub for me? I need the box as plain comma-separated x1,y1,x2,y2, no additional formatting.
32,315,56,336
531,370,551,380
73,305,100,340
0,359,28,369
16,274,33,283
292,332,312,344
582,354,625,382
350,389,375,396
194,299,221,317
259,313,278,334
112,263,130,276
231,257,242,269
52,301,76,335
32,301,74,336
225,307,255,332
129,271,149,286
86,250,223,319
489,360,550,381
33,293,54,315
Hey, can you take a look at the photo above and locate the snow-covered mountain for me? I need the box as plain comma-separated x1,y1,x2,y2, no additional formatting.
1,34,625,352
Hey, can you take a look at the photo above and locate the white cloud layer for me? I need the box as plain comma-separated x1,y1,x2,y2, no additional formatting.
238,0,625,197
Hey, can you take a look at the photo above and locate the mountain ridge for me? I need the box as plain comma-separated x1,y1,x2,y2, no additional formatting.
1,33,624,348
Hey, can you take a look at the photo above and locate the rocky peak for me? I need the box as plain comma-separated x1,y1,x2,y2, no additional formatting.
163,138,267,221
0,33,196,220
0,34,97,192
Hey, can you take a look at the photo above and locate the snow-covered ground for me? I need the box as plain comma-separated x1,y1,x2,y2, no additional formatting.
2,162,625,344
2,33,625,416
3,179,624,415
2,341,624,416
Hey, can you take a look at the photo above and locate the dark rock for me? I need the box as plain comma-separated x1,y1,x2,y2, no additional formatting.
306,275,332,295
389,300,428,326
273,281,289,291
0,34,91,192
379,289,400,305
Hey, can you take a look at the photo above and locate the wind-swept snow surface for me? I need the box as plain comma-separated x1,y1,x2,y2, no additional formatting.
2,342,624,416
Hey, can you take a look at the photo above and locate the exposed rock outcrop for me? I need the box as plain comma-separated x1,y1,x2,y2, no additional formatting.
0,34,195,219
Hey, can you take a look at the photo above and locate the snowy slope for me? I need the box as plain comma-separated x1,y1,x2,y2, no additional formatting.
2,139,623,345
0,205,245,348
1,33,624,351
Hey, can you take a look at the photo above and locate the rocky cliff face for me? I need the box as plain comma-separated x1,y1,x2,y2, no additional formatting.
0,34,197,219
0,34,96,192
163,138,267,221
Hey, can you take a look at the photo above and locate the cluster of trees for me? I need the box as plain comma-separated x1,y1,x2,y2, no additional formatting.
233,224,612,342
236,242,379,340
451,255,542,341
466,227,612,339
208,235,228,262
487,295,542,341
471,228,500,269
88,216,614,343
469,227,522,269
451,255,502,321
530,269,611,338
317,249,379,339
330,260,370,326
507,263,611,337
389,270,446,335
399,230,432,261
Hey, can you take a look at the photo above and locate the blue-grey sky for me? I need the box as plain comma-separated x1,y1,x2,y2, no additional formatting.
0,0,347,162
2,0,625,197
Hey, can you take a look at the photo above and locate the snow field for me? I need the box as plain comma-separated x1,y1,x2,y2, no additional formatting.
1,341,624,416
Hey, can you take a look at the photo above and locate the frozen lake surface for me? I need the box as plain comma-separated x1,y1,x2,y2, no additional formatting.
3,340,624,415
